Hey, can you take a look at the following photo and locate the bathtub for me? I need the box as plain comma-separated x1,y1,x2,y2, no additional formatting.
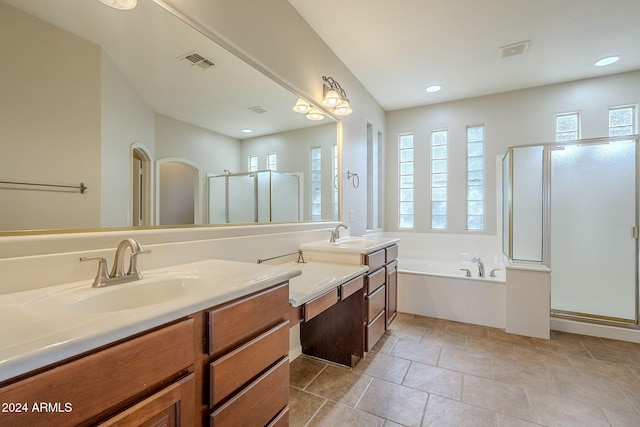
397,257,507,329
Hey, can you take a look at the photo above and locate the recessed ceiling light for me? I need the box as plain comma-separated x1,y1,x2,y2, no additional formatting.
595,56,620,67
426,85,442,93
242,128,253,134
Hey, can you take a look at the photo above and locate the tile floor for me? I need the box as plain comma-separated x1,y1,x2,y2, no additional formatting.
289,313,640,426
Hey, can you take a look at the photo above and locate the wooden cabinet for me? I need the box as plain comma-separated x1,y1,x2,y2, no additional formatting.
205,283,290,426
0,281,291,427
0,319,195,427
363,244,398,351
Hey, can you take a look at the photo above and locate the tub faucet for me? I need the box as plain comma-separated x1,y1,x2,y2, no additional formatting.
471,256,485,278
80,238,149,287
329,223,349,242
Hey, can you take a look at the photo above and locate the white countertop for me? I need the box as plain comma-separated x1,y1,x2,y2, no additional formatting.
284,261,369,306
0,258,301,383
299,236,399,255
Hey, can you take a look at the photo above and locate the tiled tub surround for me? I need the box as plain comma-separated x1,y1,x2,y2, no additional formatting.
290,313,640,427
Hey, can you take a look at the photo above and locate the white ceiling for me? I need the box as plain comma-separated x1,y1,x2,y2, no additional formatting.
289,0,640,111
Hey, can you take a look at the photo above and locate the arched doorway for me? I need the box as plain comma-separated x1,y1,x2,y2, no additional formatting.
131,145,152,226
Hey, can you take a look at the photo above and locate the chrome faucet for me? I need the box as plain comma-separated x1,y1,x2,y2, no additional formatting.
329,223,349,242
80,238,149,287
471,256,485,278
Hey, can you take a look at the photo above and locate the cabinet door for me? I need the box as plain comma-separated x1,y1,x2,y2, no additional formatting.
99,374,195,427
386,260,398,327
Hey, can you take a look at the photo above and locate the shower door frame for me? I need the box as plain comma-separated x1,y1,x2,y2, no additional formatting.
504,134,640,327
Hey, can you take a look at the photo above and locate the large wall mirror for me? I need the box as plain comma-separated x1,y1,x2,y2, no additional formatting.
0,0,338,234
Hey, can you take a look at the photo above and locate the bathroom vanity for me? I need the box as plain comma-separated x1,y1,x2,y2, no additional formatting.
0,259,299,427
295,237,399,366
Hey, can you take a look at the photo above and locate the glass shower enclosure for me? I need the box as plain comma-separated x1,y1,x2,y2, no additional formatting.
207,170,300,224
503,135,639,325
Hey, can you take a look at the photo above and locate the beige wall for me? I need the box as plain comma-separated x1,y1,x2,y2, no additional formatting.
0,2,101,231
385,70,640,234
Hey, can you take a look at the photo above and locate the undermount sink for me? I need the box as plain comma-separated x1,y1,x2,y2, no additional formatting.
24,272,227,314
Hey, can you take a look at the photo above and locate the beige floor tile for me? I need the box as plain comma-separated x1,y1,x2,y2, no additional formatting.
528,389,611,427
403,361,463,400
307,401,386,427
421,329,467,352
290,355,327,389
305,365,373,407
492,357,559,394
438,348,493,379
553,369,638,414
372,333,399,354
466,336,518,360
447,320,489,338
532,336,592,358
291,316,640,426
390,338,442,365
601,406,640,427
422,394,497,427
514,346,573,372
289,387,327,427
411,315,450,331
386,320,427,342
352,350,411,384
356,378,428,427
462,375,535,421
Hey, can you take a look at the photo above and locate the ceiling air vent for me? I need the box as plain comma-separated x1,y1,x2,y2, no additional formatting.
178,51,215,71
500,40,530,58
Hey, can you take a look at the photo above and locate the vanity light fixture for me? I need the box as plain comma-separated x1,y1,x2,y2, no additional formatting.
291,76,352,120
306,108,325,121
322,76,353,116
98,0,137,10
292,98,312,113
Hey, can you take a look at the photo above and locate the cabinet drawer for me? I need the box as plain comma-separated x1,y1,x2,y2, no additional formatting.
341,275,364,300
267,407,289,427
99,373,195,427
209,321,289,406
304,288,338,321
366,310,386,352
366,267,385,294
364,249,386,271
208,283,289,357
0,319,194,427
385,244,398,263
367,284,386,322
210,357,289,427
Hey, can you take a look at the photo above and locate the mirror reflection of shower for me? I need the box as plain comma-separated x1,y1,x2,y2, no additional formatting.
208,170,301,224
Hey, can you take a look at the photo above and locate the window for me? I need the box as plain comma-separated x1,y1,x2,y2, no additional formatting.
431,130,447,229
398,134,414,228
333,144,339,219
267,152,277,171
310,147,322,220
248,155,258,172
555,112,580,141
609,106,635,136
467,126,484,230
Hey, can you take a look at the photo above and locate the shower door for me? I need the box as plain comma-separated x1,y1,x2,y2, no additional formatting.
550,139,637,323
